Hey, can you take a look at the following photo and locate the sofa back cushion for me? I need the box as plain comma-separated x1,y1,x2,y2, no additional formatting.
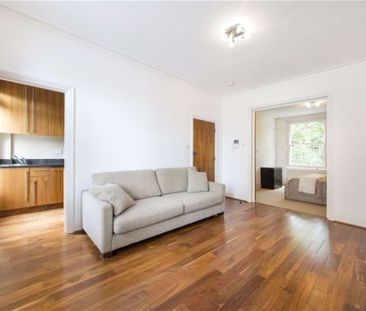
187,169,209,193
92,170,161,200
155,167,192,195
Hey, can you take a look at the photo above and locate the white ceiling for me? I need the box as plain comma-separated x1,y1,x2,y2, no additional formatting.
2,1,366,95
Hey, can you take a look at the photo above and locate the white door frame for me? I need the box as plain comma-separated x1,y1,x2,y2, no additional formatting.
249,93,335,221
191,116,218,182
0,69,76,233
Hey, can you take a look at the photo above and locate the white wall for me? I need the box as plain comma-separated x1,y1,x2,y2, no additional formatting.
0,10,221,230
0,133,11,159
222,61,366,227
0,133,64,159
13,135,64,159
255,111,275,189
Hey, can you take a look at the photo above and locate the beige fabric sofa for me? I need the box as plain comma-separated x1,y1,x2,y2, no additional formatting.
82,167,225,258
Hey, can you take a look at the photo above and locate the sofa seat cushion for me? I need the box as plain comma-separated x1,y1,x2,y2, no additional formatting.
164,192,223,214
113,197,184,234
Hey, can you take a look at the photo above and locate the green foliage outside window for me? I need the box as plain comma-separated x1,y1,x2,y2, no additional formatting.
289,120,325,167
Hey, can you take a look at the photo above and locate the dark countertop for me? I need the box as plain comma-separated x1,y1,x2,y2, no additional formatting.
0,159,64,168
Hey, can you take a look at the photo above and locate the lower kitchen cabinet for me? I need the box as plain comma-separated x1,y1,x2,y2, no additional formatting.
48,168,64,203
0,167,63,211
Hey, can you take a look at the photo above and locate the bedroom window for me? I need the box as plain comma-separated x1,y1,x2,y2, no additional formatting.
288,119,326,167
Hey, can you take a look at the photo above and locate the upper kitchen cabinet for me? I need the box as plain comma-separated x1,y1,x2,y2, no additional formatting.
31,87,64,136
0,80,64,137
0,80,31,134
31,87,49,136
48,90,65,137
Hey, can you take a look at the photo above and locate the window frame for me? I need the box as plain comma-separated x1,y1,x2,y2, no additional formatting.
286,116,327,169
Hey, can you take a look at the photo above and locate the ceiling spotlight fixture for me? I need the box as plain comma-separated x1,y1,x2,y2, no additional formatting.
225,23,246,45
227,81,235,87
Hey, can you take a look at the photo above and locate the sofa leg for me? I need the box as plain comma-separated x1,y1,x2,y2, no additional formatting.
100,251,113,260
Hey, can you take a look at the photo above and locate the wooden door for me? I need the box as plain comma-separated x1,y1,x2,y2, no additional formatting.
193,118,215,181
0,80,31,134
0,168,31,211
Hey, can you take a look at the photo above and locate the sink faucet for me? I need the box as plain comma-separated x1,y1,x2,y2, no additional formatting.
12,155,27,164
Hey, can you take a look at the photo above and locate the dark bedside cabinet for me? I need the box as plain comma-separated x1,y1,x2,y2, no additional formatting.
261,167,283,189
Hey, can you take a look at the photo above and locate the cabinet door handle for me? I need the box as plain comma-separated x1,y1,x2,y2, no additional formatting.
31,88,35,134
33,180,37,205
25,170,30,201
25,88,30,132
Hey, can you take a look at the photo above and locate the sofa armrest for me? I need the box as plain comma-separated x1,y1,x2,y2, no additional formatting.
82,191,113,254
209,181,226,197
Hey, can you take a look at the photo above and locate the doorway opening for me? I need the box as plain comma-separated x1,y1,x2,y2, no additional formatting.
192,117,216,182
0,70,75,233
253,98,328,217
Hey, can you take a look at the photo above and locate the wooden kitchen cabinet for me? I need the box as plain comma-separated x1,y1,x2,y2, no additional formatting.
0,80,31,134
0,79,64,137
31,87,64,136
31,88,50,136
0,167,63,212
30,168,51,206
48,168,64,203
48,91,65,137
0,168,31,211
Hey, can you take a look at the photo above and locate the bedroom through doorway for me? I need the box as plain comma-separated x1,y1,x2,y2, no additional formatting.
254,98,327,217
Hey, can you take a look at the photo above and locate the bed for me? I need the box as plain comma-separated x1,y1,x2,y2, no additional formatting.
285,175,327,205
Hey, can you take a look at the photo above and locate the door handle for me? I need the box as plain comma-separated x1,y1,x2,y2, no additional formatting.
25,170,30,201
193,151,198,156
31,88,35,134
33,180,37,205
25,88,30,133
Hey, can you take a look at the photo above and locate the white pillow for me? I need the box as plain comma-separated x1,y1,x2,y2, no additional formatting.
187,169,208,193
90,183,135,216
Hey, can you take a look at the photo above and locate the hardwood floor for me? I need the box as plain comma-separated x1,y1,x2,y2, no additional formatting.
0,199,365,310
